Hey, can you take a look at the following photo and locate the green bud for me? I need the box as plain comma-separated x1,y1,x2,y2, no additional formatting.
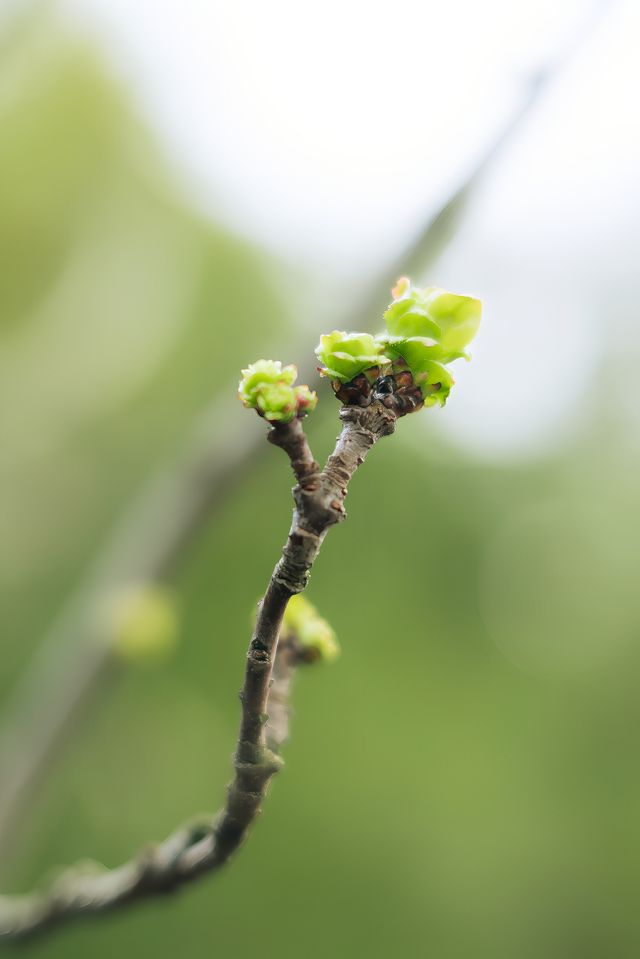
315,331,389,383
109,584,179,664
239,359,316,423
283,594,340,663
239,360,297,405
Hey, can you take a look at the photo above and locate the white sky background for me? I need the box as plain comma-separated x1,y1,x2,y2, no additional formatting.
24,0,640,457
57,0,605,269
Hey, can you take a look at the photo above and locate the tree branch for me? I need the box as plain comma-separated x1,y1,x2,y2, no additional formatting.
0,30,581,858
0,402,395,941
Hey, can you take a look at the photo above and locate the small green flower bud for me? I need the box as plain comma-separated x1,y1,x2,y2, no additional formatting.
315,331,389,383
109,584,179,664
283,594,340,663
239,359,297,404
238,359,316,423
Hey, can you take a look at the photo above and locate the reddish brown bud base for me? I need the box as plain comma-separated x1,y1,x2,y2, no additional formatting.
331,369,425,416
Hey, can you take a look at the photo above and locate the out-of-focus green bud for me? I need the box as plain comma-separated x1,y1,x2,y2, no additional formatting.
109,584,179,664
283,594,340,663
239,359,316,423
315,331,389,383
384,278,481,362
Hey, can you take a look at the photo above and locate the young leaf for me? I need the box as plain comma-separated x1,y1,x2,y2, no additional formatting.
383,278,481,363
315,331,389,383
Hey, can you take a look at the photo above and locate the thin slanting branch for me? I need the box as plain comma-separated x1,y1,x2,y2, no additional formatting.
0,401,396,942
266,632,312,753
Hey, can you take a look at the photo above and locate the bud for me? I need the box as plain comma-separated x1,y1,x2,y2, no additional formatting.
239,360,297,403
238,359,316,423
109,584,179,664
283,595,340,663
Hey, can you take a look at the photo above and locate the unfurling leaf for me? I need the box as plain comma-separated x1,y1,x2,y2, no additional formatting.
383,279,481,362
315,331,389,383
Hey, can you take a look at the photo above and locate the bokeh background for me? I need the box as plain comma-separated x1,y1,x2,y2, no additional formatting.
2,0,640,956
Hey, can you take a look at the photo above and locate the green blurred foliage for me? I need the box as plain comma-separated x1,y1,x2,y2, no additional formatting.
2,8,640,959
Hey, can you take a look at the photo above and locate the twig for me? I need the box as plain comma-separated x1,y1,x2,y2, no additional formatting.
0,402,396,941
